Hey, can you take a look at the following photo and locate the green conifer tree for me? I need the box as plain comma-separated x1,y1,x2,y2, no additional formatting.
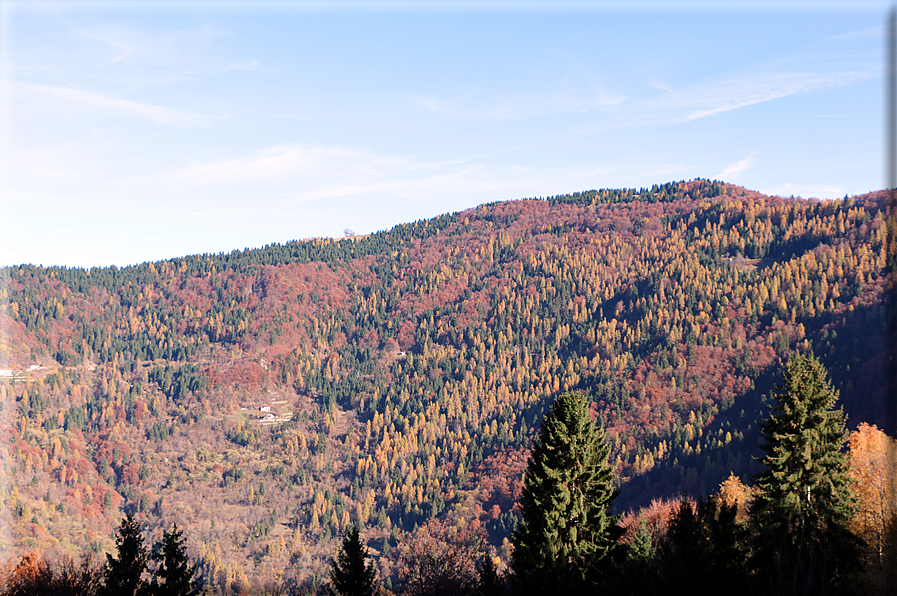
102,513,148,596
628,518,653,564
654,498,748,596
511,391,622,592
330,526,378,596
149,524,201,596
750,351,860,595
619,517,657,596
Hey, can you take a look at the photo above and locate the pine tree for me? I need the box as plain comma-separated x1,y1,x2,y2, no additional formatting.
102,513,148,596
511,391,622,592
149,524,201,596
330,526,377,596
750,351,860,595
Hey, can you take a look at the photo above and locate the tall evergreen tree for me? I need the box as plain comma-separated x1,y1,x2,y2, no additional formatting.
102,513,148,596
653,498,748,596
330,526,378,596
750,351,861,595
511,391,622,593
149,525,201,596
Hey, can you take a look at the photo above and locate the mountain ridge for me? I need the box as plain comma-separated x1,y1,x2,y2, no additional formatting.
0,178,893,591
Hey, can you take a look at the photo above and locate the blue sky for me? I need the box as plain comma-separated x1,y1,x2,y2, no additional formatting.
0,1,887,268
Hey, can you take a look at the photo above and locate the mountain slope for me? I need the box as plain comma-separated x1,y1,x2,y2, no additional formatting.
0,179,893,591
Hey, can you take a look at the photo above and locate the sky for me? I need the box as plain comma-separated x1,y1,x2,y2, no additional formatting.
0,1,889,268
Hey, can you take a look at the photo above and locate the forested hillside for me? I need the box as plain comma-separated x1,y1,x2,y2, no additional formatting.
0,179,893,592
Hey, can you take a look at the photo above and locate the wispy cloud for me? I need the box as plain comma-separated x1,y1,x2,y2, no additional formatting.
407,29,876,133
171,143,470,187
677,23,879,121
718,153,756,179
167,141,689,213
15,82,224,125
576,23,881,133
677,70,873,122
172,144,365,183
51,20,236,89
71,20,223,67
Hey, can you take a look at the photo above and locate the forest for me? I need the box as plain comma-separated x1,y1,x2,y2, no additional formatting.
0,178,894,593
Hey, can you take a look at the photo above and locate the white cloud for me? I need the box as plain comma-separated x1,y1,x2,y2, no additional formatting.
16,82,222,125
575,23,881,134
405,21,878,132
171,143,476,186
718,153,756,179
646,81,672,91
674,24,879,121
166,141,695,215
70,20,223,69
172,144,366,183
678,70,874,122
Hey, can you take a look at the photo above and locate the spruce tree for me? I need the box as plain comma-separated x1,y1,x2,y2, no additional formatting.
654,498,748,596
103,513,148,596
149,524,201,596
511,391,622,592
628,518,653,564
330,526,377,596
750,351,860,594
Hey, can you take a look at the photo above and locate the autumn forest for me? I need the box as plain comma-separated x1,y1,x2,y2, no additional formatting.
0,179,895,594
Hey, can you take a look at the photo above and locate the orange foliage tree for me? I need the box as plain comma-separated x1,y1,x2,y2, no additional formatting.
848,422,897,570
